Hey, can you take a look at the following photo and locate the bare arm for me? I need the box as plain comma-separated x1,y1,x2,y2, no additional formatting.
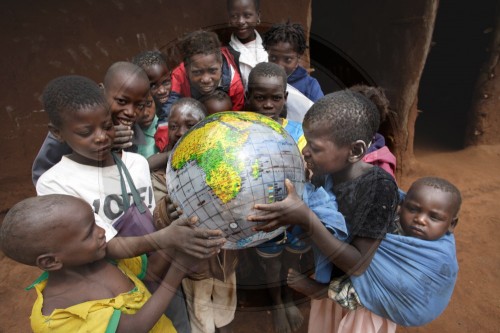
248,179,379,276
106,217,225,260
115,251,196,333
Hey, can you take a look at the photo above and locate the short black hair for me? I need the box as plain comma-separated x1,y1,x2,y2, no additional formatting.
42,75,106,128
226,0,260,11
304,90,380,147
0,195,88,266
131,50,168,70
198,89,232,105
262,21,308,55
170,97,208,120
180,30,222,66
103,61,149,89
248,62,287,92
410,177,462,215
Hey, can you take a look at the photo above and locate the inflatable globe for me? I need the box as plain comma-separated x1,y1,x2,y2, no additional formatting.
166,112,306,249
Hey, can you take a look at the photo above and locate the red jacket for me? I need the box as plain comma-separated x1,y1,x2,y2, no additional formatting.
169,47,244,112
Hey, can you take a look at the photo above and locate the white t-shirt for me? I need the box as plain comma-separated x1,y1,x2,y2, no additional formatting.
36,151,155,241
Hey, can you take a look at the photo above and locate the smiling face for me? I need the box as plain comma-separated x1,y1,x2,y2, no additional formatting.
301,121,352,177
399,183,458,240
246,75,287,122
144,63,171,105
187,53,222,96
228,0,260,43
267,42,300,76
104,72,150,127
53,198,107,267
52,104,115,166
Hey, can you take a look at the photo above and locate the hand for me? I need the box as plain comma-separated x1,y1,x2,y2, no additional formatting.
153,194,181,230
113,124,134,150
247,179,310,232
167,216,226,259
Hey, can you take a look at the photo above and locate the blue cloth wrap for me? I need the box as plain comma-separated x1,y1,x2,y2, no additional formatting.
302,181,348,283
351,233,458,326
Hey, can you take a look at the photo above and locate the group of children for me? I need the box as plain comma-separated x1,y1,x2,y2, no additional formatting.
0,0,462,332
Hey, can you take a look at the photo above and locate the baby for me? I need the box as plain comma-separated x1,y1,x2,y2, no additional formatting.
288,176,461,327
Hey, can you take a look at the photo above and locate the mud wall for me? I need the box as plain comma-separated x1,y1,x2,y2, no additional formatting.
0,0,311,187
311,0,439,178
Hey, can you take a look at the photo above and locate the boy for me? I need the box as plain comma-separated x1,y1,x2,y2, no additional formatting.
263,21,324,102
131,50,172,121
132,50,172,152
151,98,208,210
35,75,224,332
245,62,346,333
246,62,305,150
31,62,150,185
0,194,202,332
135,93,159,159
287,176,461,327
199,90,233,115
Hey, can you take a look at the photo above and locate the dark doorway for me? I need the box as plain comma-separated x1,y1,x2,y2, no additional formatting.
415,1,496,150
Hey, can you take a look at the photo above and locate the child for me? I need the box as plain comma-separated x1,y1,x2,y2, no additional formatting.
163,30,244,116
226,0,268,89
149,97,208,204
135,93,159,159
131,50,172,152
0,194,206,332
245,62,347,333
35,75,223,333
351,85,397,178
246,62,305,150
152,99,239,333
287,176,461,327
31,61,149,185
199,89,233,115
248,90,400,333
262,21,324,102
131,50,172,121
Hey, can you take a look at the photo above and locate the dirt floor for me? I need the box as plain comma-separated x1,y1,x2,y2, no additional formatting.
1,144,499,332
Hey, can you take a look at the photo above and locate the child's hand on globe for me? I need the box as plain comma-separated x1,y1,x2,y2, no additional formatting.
248,179,311,232
169,216,226,258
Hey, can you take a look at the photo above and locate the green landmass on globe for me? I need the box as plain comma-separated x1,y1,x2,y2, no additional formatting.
171,112,287,203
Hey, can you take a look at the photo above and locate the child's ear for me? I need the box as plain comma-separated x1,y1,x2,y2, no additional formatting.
48,123,64,143
98,82,104,90
284,90,288,102
36,254,63,271
448,217,459,233
348,140,367,163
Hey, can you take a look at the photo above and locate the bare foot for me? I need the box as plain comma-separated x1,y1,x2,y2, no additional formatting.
272,303,292,333
285,303,304,331
287,268,327,299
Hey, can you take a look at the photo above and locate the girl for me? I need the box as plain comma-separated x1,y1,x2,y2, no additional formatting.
227,0,268,89
248,90,400,333
163,30,244,117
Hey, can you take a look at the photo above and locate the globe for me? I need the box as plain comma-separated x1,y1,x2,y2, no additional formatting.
166,111,306,249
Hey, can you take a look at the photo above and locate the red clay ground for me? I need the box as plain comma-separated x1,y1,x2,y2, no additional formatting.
1,144,499,332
